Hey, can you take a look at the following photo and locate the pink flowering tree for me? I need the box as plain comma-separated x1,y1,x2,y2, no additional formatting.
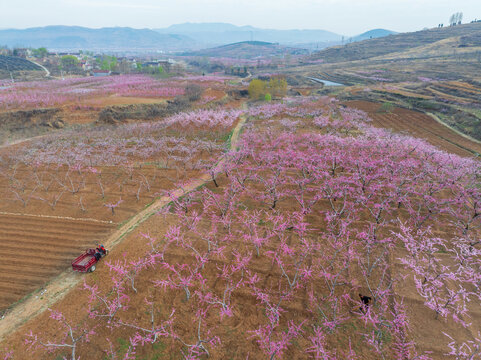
25,310,95,360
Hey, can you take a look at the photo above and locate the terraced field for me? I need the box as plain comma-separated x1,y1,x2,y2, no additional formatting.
0,56,42,72
0,213,113,310
346,100,481,157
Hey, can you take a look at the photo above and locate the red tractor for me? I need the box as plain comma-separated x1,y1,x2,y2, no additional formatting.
71,245,108,273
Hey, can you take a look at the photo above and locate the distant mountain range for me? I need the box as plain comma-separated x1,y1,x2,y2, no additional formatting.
0,26,197,52
0,24,397,54
156,23,344,46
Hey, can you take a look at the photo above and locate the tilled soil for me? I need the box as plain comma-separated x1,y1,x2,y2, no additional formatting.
346,100,481,157
0,213,113,310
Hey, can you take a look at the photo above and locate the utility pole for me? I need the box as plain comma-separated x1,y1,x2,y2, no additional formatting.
6,63,14,83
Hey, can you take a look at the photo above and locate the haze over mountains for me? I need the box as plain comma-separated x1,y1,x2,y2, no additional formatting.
0,26,197,53
156,22,343,46
0,23,396,53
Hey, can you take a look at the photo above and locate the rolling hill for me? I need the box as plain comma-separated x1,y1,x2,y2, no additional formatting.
285,22,481,142
181,40,309,59
310,22,481,63
352,29,397,42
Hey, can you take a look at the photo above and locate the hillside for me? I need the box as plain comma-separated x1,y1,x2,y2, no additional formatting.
0,26,198,52
0,56,42,72
181,40,309,58
281,22,481,142
310,22,481,63
0,55,44,82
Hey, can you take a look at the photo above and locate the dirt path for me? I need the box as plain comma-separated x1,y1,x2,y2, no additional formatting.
0,133,48,150
27,60,50,78
0,113,248,342
426,112,481,145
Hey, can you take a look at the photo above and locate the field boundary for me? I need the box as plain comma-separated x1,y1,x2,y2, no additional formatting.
0,113,247,342
0,211,116,225
426,112,481,146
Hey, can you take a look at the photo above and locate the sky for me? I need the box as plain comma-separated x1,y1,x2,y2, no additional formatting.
1,0,480,35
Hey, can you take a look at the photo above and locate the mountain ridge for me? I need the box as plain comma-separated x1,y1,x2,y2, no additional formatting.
0,24,397,53
155,22,343,45
0,26,197,52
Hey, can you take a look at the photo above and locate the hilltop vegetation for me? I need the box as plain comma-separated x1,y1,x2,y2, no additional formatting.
310,22,481,63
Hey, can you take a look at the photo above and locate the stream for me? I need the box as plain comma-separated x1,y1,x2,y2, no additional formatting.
307,77,345,86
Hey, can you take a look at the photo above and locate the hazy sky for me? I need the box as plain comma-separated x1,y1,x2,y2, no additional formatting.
1,0,480,35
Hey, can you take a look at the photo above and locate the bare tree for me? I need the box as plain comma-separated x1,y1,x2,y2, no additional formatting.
450,12,464,26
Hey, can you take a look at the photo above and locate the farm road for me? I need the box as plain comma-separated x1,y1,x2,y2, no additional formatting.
0,111,248,342
28,59,50,77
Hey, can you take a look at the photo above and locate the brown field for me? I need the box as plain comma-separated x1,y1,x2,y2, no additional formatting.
201,88,227,102
63,97,169,124
346,100,481,157
63,87,228,125
0,161,199,220
0,213,112,310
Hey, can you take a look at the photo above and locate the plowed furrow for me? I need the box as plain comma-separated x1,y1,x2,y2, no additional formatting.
0,293,23,308
0,237,91,250
0,247,79,260
371,115,472,156
0,272,49,285
0,264,57,278
0,229,104,243
0,240,85,254
0,214,112,229
0,222,111,236
0,257,68,269
0,283,39,295
0,228,101,241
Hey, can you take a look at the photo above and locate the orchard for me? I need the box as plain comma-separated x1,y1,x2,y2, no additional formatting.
1,97,480,359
